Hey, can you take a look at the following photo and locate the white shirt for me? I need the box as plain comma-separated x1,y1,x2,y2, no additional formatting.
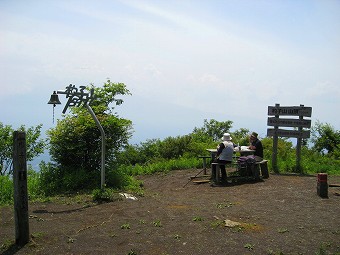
218,141,234,161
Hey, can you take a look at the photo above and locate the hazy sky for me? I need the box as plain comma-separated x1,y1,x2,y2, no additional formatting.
1,0,339,144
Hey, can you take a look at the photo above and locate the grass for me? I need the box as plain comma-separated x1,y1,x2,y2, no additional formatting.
244,243,254,250
277,228,289,234
152,220,162,227
120,223,131,230
210,219,224,229
0,239,14,252
192,216,203,222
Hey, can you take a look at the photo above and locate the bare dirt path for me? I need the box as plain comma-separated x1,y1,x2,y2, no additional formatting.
1,169,340,255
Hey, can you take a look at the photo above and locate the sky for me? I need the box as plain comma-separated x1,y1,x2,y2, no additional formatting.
1,0,340,148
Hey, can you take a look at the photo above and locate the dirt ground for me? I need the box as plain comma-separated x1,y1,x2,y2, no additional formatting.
1,169,340,255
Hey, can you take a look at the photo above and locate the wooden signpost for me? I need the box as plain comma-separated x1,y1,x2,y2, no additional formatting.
267,104,312,173
13,131,30,246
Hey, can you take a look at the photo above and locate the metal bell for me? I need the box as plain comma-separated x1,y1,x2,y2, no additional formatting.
47,91,61,105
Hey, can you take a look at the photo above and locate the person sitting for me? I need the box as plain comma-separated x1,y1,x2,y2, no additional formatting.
249,132,263,162
212,133,235,184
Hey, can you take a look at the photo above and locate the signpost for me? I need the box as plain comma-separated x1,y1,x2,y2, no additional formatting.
267,104,312,173
13,131,29,246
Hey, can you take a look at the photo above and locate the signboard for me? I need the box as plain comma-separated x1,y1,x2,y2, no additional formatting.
268,106,312,117
267,128,310,139
267,117,311,128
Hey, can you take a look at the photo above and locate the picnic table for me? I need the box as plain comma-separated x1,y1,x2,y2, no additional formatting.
205,147,269,184
191,147,260,186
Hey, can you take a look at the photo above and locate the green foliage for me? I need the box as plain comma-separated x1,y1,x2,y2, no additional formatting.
92,188,119,202
0,166,45,205
119,157,200,176
38,161,99,195
48,114,132,174
116,119,340,175
0,122,45,175
106,163,143,194
231,128,250,145
38,159,143,196
159,135,192,159
310,120,340,157
192,119,233,142
0,123,12,175
27,166,44,200
261,135,340,174
38,161,64,196
89,80,131,114
0,175,13,205
116,119,236,167
262,137,297,172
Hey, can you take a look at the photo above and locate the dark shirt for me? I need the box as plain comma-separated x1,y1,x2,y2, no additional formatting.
251,138,263,158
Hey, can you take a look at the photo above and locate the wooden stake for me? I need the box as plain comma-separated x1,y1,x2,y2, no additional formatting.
13,131,30,246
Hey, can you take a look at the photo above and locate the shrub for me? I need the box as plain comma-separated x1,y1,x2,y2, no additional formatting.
0,175,13,205
39,161,99,195
92,188,119,202
27,167,43,200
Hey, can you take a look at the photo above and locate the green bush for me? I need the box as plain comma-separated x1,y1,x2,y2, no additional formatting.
27,167,44,200
39,161,99,195
106,164,136,189
0,175,13,205
39,161,64,196
119,157,200,176
92,188,120,202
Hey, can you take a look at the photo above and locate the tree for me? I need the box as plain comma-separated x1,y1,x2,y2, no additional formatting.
231,128,250,145
47,80,133,182
0,122,45,175
310,120,340,156
192,119,233,142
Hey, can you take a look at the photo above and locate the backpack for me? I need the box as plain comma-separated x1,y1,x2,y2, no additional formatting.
237,155,256,176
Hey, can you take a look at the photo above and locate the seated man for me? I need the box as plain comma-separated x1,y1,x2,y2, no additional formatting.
249,132,263,162
212,133,235,183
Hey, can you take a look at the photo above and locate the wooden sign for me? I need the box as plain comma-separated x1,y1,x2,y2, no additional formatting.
267,128,310,139
13,131,30,245
267,117,311,128
268,106,312,117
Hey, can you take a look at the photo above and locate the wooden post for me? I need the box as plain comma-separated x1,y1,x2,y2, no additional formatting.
296,104,303,174
272,103,279,173
13,131,30,246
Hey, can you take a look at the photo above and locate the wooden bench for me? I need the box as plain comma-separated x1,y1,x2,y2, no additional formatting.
255,160,269,179
212,160,267,184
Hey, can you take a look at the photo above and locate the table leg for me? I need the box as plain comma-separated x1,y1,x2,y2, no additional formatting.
202,158,207,175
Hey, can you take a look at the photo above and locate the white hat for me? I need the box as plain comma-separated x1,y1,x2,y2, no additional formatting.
222,133,232,141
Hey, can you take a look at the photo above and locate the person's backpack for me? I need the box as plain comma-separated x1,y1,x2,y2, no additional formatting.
237,156,248,176
245,155,256,164
237,155,256,176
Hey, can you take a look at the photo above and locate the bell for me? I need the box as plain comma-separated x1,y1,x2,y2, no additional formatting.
47,91,61,105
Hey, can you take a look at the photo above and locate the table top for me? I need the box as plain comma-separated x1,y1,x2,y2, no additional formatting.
206,146,255,153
